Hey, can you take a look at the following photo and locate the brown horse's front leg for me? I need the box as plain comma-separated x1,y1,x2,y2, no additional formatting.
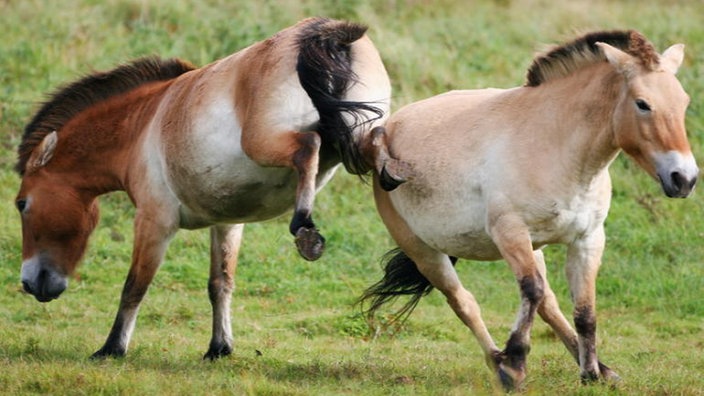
91,213,175,359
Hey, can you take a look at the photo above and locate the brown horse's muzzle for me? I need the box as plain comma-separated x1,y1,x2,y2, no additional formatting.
21,256,68,302
661,171,697,198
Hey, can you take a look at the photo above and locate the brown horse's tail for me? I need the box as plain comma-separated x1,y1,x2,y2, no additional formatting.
296,18,385,176
358,248,458,327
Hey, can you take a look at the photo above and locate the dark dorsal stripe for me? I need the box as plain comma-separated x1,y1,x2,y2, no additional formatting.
16,57,195,174
525,30,660,87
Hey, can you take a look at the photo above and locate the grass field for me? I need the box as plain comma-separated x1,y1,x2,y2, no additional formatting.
1,0,703,394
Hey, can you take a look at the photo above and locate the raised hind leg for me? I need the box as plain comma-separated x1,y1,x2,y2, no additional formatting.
487,214,546,390
91,210,177,359
241,129,325,261
565,228,620,383
204,224,244,360
533,249,619,382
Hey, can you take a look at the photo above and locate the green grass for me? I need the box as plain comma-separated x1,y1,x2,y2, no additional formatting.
1,0,704,394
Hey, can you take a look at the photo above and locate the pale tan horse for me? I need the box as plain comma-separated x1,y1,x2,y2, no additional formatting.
360,30,697,390
16,17,390,359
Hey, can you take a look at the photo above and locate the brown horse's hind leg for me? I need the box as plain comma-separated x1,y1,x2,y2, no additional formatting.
204,224,243,360
242,129,325,261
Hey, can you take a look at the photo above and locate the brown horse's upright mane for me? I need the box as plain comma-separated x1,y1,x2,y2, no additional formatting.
16,57,196,175
525,30,660,87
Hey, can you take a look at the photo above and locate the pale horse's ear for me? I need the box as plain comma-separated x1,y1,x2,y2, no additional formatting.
27,131,58,173
660,43,685,74
596,41,635,74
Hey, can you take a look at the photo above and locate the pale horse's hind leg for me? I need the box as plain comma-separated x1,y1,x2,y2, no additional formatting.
372,184,502,383
360,126,412,192
241,129,325,261
204,224,244,360
533,249,620,383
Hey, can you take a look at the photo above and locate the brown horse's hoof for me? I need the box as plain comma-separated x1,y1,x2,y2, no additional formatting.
295,227,325,261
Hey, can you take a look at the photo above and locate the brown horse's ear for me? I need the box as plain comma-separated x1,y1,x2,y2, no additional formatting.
660,44,684,74
27,131,58,172
596,42,635,75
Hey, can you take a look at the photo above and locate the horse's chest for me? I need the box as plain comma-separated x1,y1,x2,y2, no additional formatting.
526,201,599,245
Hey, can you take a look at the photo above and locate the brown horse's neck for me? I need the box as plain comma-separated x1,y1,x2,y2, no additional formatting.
47,81,175,196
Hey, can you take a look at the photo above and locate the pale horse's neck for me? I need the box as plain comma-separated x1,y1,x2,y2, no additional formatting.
534,63,625,187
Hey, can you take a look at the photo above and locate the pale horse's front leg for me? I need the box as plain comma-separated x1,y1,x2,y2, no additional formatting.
532,248,620,383
564,226,620,383
487,214,546,391
204,224,244,360
91,210,178,359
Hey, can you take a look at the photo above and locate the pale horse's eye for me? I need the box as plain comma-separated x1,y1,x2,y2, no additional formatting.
635,99,652,113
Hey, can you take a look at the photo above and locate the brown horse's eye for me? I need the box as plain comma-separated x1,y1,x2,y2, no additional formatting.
635,99,651,113
16,199,27,213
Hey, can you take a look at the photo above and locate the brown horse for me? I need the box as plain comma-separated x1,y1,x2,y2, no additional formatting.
16,17,391,359
359,30,697,390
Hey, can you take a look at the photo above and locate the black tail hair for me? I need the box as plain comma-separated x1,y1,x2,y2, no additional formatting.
296,18,386,176
358,249,459,327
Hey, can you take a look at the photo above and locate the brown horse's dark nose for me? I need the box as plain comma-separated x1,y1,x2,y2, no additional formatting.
21,267,66,302
669,171,697,198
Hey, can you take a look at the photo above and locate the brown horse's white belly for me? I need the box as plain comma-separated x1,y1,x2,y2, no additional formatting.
139,82,339,229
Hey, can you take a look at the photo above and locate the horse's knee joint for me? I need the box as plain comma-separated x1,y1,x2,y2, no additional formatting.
519,275,544,305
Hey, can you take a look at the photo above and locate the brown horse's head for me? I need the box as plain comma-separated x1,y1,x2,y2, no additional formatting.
16,132,99,302
598,35,698,197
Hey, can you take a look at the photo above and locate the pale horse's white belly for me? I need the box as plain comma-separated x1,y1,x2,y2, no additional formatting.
388,164,611,261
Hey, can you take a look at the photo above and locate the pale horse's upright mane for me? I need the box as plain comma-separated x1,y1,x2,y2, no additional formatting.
525,30,661,87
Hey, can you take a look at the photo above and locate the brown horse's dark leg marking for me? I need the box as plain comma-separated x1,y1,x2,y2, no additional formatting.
494,274,544,391
204,224,243,360
91,271,152,359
